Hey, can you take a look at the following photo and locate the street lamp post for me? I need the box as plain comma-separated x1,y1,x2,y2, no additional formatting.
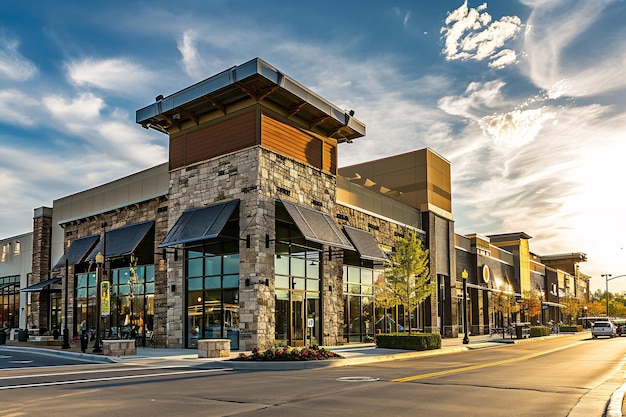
61,258,71,349
462,269,469,344
602,274,612,317
93,251,104,353
603,274,626,318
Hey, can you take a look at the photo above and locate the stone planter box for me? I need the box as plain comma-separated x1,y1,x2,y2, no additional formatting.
102,339,136,356
198,339,230,358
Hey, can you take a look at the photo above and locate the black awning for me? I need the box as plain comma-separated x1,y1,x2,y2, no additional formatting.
159,199,239,247
21,277,61,292
86,221,155,261
0,282,18,290
343,226,387,262
52,234,100,269
281,200,354,250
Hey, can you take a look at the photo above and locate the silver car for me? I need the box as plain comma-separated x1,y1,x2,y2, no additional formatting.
591,321,616,338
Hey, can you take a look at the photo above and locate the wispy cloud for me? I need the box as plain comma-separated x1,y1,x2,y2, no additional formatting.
66,57,157,96
523,0,626,98
0,36,37,81
393,7,411,27
441,1,522,68
178,30,211,80
0,89,40,126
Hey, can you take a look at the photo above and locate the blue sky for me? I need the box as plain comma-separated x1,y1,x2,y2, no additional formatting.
1,1,625,292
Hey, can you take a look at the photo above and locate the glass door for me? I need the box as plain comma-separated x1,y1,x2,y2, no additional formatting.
291,291,305,346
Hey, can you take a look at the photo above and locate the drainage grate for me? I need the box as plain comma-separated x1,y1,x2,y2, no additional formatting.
337,376,380,382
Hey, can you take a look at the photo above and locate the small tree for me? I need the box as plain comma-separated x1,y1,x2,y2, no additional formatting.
380,230,435,334
560,296,580,325
522,289,542,323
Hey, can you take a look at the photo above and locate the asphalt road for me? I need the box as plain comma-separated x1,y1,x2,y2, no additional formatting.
0,333,624,417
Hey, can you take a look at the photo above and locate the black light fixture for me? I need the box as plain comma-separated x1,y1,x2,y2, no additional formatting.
462,269,469,345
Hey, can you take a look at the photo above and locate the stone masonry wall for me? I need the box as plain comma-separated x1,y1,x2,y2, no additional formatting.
31,207,53,331
168,145,341,349
167,148,260,349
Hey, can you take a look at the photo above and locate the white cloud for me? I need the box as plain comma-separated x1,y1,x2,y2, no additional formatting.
438,80,511,119
441,1,522,68
178,30,211,80
0,37,37,81
42,93,106,139
488,49,517,68
66,57,156,96
0,89,40,126
523,0,626,98
392,7,411,26
481,108,556,147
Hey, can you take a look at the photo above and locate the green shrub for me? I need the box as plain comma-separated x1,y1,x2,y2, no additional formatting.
376,332,442,350
530,326,551,337
559,325,582,332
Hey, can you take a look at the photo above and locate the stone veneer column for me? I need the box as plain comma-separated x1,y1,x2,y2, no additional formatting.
237,193,275,351
31,207,53,330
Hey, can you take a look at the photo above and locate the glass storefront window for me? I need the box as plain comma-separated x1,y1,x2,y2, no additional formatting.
187,277,203,290
275,275,289,289
184,241,240,350
75,265,156,342
223,254,239,274
188,258,203,277
205,257,221,276
342,264,382,343
223,275,239,288
291,257,306,277
275,255,289,275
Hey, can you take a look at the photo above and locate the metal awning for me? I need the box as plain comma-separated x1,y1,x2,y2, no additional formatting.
0,282,18,290
281,200,354,250
342,226,386,262
159,200,239,247
86,221,154,261
52,234,100,269
21,277,61,292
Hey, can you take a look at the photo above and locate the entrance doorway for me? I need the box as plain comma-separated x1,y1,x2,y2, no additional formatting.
291,291,305,346
275,289,318,347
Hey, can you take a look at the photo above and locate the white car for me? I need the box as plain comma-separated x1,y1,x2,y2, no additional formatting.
592,321,616,338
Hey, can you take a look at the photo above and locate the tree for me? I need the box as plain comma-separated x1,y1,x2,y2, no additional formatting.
560,296,580,324
522,289,542,323
379,230,435,334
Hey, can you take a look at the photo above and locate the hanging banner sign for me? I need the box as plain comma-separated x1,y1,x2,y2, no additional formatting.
101,281,110,317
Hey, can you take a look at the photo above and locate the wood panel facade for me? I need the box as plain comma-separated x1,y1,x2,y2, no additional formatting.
169,110,257,170
260,114,337,175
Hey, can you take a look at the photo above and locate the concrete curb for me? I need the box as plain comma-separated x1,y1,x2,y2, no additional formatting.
607,382,626,417
0,345,115,364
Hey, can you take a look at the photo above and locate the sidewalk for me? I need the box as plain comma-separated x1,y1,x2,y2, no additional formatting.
0,333,530,369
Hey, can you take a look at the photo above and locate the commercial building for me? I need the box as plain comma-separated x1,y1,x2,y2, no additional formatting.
0,58,589,349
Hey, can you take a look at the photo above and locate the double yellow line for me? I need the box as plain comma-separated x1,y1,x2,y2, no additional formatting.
392,341,584,383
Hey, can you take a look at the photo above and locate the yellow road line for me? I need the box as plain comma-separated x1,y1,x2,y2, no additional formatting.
392,341,584,383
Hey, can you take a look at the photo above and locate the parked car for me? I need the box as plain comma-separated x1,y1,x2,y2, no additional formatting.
591,321,616,338
614,321,625,336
